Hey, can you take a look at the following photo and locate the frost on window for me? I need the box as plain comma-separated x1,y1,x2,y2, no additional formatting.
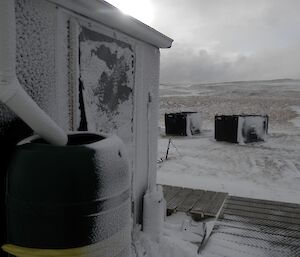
78,26,135,144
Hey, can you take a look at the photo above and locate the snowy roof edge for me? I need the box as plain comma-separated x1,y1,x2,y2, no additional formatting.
47,0,173,48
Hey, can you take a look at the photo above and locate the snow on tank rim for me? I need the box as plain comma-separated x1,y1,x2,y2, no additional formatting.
16,131,117,148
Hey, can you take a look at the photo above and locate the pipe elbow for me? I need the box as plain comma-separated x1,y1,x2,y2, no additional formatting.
5,83,68,146
0,0,68,146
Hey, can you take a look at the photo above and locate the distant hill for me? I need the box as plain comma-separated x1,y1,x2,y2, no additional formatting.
160,78,300,88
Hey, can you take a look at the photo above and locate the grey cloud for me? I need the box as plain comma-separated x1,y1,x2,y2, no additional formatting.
160,44,236,84
152,0,300,83
160,43,300,84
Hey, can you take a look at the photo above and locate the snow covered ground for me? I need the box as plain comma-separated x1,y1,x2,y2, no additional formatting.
137,79,300,257
133,212,207,257
157,130,300,204
158,79,300,204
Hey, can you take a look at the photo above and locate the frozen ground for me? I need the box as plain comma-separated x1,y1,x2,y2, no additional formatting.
136,79,300,257
158,79,300,204
157,130,300,204
160,79,300,131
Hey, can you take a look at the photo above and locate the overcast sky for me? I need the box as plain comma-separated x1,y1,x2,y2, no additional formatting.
107,0,300,84
152,0,300,83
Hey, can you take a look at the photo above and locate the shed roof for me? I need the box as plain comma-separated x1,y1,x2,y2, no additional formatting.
48,0,173,48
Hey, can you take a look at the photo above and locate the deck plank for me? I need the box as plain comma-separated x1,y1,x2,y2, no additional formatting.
216,220,300,239
177,189,205,212
190,191,217,217
208,233,300,257
222,208,300,225
163,185,300,256
226,198,300,214
162,185,228,218
203,196,300,257
205,192,228,216
229,196,300,210
166,188,193,215
213,225,300,247
163,186,182,202
224,202,300,220
219,214,300,232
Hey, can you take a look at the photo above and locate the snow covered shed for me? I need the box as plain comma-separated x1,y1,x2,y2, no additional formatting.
0,0,173,245
165,112,201,136
215,115,268,144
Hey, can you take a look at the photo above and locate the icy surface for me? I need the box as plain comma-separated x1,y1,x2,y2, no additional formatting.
133,226,201,257
79,26,134,144
160,79,300,130
15,0,58,119
237,115,268,143
186,113,201,136
1,0,60,131
158,79,300,204
143,79,300,257
133,212,208,257
88,135,130,199
158,131,300,204
290,106,300,129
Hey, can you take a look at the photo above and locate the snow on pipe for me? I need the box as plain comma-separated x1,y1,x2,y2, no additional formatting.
0,0,68,145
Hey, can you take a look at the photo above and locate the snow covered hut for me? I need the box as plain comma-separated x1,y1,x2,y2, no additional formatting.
0,0,173,246
165,112,202,136
215,115,268,144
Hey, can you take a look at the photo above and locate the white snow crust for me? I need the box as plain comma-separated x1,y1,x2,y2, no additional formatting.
139,79,300,257
158,79,300,204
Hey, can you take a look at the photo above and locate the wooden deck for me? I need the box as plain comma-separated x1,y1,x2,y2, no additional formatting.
202,196,300,257
162,185,300,256
162,185,228,219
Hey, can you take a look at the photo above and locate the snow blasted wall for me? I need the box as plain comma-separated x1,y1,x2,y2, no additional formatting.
0,0,66,251
77,25,134,145
0,0,172,252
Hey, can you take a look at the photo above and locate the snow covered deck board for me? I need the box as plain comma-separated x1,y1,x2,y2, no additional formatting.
189,191,228,218
204,192,229,217
216,220,300,239
177,189,205,212
162,185,228,218
221,214,300,232
224,203,300,220
222,208,300,225
190,190,217,217
162,185,182,202
226,198,300,215
229,196,300,209
166,187,193,215
202,196,300,257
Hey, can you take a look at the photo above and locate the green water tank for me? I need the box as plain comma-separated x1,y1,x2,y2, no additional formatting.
5,133,131,257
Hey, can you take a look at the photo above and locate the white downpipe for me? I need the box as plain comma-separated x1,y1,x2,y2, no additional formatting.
143,93,164,242
0,0,68,145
